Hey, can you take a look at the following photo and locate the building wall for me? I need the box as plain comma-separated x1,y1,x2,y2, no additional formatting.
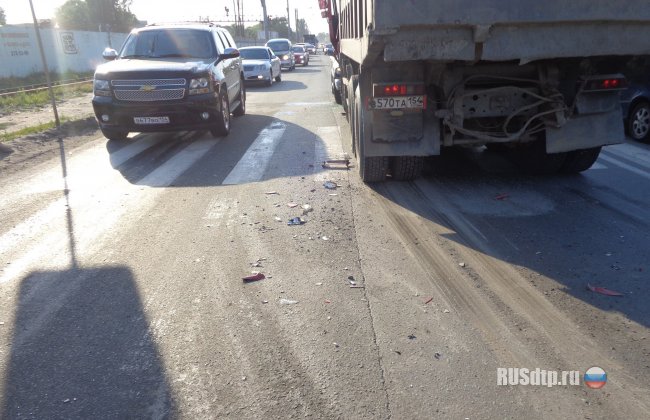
0,26,128,78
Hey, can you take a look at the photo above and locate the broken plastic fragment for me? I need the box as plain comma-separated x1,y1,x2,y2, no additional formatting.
265,191,279,195
242,273,266,282
287,202,299,208
280,298,299,305
587,284,624,297
287,217,305,226
323,181,338,190
495,193,509,200
424,297,434,304
302,204,313,214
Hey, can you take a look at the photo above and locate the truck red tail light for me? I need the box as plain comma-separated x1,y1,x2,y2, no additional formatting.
374,83,425,97
581,75,628,92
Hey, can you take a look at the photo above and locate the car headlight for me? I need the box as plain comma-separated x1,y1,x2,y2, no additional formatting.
94,79,111,97
189,77,211,95
282,55,289,60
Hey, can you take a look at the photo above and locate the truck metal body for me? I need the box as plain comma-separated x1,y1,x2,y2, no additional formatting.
319,0,650,181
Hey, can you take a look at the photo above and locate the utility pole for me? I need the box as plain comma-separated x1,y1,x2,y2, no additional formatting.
29,0,59,128
286,0,291,39
295,9,299,41
260,0,269,41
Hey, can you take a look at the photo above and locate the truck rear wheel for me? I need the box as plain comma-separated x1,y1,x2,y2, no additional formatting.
353,77,388,182
561,147,602,173
391,156,424,181
510,141,566,175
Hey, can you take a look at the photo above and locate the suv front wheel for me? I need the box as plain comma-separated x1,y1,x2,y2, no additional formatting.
210,89,230,137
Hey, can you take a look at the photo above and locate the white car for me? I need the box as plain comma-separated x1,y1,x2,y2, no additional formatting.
240,46,281,86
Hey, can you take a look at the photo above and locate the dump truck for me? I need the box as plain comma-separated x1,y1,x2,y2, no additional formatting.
318,0,650,181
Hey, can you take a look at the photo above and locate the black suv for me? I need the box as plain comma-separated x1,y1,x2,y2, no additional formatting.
92,23,245,140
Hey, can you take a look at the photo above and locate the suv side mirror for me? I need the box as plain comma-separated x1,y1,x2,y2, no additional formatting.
102,48,118,61
220,47,240,61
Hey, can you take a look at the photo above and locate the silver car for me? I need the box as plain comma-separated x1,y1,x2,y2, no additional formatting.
266,38,295,71
240,46,282,86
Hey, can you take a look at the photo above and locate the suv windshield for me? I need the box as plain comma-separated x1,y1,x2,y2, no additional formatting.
240,48,270,60
121,29,215,59
267,41,290,52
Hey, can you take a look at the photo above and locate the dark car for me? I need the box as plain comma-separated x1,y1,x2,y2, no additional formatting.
621,84,650,141
330,57,342,104
92,23,245,140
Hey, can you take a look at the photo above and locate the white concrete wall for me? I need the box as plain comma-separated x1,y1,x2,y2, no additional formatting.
0,26,128,78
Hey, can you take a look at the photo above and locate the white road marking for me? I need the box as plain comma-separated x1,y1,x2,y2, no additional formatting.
589,162,607,170
286,102,333,106
136,139,216,187
222,121,286,185
0,138,217,285
599,154,650,181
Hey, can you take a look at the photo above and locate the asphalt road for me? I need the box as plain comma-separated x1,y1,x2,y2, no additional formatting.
0,54,649,419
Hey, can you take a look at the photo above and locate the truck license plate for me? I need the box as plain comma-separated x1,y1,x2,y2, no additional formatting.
369,96,425,110
134,116,170,124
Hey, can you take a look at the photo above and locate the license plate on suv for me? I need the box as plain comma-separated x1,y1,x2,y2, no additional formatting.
134,116,170,124
368,96,425,110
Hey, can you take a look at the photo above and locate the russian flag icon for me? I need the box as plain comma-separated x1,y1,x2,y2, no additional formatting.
584,367,607,389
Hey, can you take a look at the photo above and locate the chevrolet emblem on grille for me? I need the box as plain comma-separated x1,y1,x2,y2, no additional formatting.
140,85,156,91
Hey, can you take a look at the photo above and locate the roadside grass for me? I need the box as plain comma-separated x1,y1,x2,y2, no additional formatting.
0,71,94,91
0,117,73,143
0,83,93,113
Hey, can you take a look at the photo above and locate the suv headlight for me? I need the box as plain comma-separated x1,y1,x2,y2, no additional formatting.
94,79,111,97
189,77,211,95
282,54,289,60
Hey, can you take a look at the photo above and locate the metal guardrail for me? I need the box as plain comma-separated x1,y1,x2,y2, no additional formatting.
0,78,93,98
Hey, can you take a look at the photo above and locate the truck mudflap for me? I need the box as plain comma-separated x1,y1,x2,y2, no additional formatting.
546,108,624,154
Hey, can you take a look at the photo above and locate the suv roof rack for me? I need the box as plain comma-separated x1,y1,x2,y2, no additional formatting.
146,21,222,27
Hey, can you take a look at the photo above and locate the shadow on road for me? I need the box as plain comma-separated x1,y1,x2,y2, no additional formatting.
2,138,175,418
372,146,650,329
106,113,331,187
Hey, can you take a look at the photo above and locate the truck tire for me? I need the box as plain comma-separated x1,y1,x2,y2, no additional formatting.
210,90,230,137
509,141,566,175
101,128,128,141
232,80,246,117
391,156,424,181
628,101,650,141
561,147,602,173
353,76,388,182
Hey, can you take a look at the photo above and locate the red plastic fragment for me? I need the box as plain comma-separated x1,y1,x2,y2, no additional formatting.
424,297,434,304
495,193,510,200
587,283,624,297
243,273,266,282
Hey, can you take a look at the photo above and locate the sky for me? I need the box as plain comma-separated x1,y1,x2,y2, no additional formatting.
1,0,328,34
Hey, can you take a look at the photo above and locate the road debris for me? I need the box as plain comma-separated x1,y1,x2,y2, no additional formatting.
347,275,357,286
424,297,434,304
458,262,466,268
322,236,329,241
443,309,450,313
288,217,305,225
323,181,338,190
333,342,340,348
262,300,269,304
287,202,299,208
265,191,279,195
434,352,442,359
316,282,323,286
302,204,314,214
242,273,266,282
274,216,282,222
587,284,624,297
495,193,510,200
408,334,417,340
280,298,299,305
322,159,350,169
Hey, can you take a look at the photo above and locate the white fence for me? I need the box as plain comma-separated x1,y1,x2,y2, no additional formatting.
0,26,128,78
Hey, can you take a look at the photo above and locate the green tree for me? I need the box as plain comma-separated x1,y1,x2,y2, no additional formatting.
56,0,138,32
0,7,6,25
